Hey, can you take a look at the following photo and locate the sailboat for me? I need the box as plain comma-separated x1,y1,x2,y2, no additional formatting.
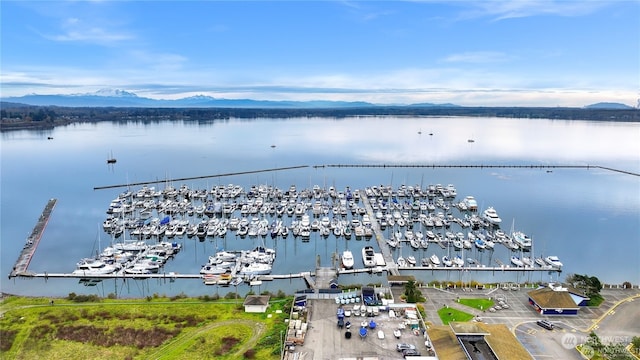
107,151,117,164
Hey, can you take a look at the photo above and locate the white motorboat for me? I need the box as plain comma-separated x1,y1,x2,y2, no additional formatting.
545,255,563,268
125,260,161,274
362,246,376,267
200,264,228,275
430,254,441,266
406,256,416,266
484,239,495,249
342,250,355,269
510,256,524,267
482,207,502,225
462,196,478,211
521,256,533,267
230,276,243,286
442,256,453,267
512,231,532,249
239,262,272,276
73,258,119,275
397,256,407,267
209,251,237,263
453,255,464,267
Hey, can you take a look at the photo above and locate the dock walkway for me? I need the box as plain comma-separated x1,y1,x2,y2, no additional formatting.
9,199,57,278
360,194,400,276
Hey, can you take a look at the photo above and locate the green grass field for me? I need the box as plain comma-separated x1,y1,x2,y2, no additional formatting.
437,307,475,325
0,295,291,360
457,298,494,311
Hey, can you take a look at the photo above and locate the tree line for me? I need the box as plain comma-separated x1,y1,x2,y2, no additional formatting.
2,102,639,131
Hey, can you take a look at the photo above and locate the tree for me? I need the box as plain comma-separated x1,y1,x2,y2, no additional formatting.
567,274,603,298
586,331,604,352
603,343,634,360
632,336,640,354
403,280,425,303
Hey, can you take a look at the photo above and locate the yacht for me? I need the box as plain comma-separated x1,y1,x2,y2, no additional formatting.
429,254,441,266
545,256,563,268
482,207,502,225
511,231,532,249
362,246,376,267
406,255,416,266
125,260,161,274
73,258,119,275
462,196,478,212
239,262,272,276
342,250,354,269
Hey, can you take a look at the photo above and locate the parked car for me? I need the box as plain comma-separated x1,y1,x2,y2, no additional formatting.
396,343,416,352
402,349,421,357
536,320,554,330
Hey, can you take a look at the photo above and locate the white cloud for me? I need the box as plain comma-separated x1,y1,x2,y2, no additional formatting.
458,0,609,21
442,51,513,63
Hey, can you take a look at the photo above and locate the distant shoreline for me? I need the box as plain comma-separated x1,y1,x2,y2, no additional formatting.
1,104,639,132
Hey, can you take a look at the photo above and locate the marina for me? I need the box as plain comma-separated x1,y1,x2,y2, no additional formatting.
9,182,563,289
3,117,638,297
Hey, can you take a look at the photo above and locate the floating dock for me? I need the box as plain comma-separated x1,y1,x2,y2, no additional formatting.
361,194,399,276
9,198,57,278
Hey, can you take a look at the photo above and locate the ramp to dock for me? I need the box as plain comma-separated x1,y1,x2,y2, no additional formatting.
9,199,57,278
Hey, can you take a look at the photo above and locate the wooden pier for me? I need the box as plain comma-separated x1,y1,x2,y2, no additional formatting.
9,199,57,278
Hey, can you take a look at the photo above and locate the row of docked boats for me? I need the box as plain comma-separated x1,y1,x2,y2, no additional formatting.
100,182,473,244
391,253,562,269
201,246,276,277
511,255,563,269
73,240,182,276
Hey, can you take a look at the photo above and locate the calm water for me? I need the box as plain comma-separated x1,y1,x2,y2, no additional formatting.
1,116,639,298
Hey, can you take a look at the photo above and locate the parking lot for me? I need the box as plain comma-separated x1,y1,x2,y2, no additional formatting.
287,296,433,359
415,286,640,360
286,286,639,359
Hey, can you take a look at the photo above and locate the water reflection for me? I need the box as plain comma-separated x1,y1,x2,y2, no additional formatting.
1,117,638,297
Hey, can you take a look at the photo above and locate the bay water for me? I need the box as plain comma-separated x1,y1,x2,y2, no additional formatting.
1,116,638,298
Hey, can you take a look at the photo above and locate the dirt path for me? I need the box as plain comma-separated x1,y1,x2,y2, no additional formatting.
147,319,266,359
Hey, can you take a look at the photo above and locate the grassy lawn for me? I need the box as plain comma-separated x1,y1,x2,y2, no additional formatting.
0,295,290,360
458,298,494,311
587,294,605,307
437,307,475,325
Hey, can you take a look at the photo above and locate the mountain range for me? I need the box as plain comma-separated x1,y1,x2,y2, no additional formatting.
0,89,458,108
0,89,634,109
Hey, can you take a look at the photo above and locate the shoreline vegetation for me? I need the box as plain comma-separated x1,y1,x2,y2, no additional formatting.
0,292,291,359
1,103,639,132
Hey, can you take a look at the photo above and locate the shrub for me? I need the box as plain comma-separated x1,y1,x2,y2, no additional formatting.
0,329,17,352
244,348,256,358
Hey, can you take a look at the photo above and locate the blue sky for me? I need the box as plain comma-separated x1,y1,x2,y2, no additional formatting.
1,1,638,106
